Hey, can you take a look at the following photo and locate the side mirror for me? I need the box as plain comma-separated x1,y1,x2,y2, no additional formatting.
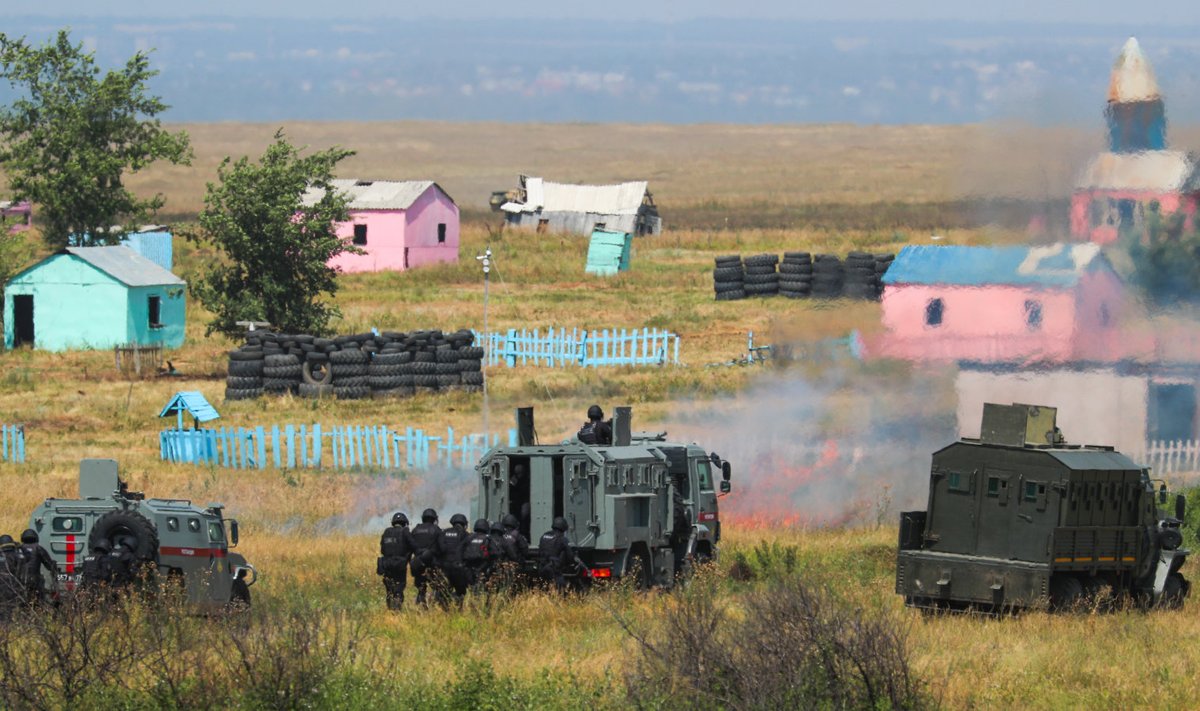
720,480,732,494
1177,493,1187,521
229,520,239,547
1159,483,1168,506
721,461,732,481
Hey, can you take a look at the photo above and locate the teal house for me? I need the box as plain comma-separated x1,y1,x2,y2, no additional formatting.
4,246,186,351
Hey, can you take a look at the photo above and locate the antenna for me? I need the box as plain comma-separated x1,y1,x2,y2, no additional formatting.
476,246,493,440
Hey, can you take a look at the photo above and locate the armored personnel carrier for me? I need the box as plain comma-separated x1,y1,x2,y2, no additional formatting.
28,459,256,607
897,403,1189,611
474,407,732,587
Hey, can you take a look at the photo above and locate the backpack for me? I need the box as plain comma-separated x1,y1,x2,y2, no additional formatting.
463,533,489,563
578,421,597,444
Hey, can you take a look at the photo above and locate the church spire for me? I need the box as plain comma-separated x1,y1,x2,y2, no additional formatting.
1105,37,1166,152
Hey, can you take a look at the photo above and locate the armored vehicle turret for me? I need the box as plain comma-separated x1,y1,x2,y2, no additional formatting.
897,403,1189,611
474,406,732,587
28,459,256,607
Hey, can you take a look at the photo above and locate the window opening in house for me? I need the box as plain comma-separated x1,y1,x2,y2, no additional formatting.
925,298,944,327
437,223,447,244
1024,482,1045,502
148,296,162,329
593,222,606,232
1100,304,1111,328
353,224,367,246
987,476,1000,497
1024,300,1042,330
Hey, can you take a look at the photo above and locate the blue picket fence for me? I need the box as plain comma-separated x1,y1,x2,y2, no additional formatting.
0,424,25,464
160,424,518,471
478,327,680,367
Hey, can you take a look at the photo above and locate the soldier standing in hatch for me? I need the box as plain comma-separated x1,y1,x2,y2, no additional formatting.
378,513,414,611
0,535,24,620
577,405,613,445
538,517,588,594
409,509,443,607
17,529,57,607
438,514,471,605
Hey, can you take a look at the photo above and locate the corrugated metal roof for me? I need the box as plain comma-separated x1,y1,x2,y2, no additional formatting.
64,246,184,287
1075,150,1196,191
501,177,648,215
881,243,1108,288
1049,448,1140,471
159,391,221,423
301,179,448,210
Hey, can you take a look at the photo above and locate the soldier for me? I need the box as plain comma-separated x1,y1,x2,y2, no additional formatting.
0,535,24,620
17,529,57,607
538,517,588,593
77,541,114,607
498,514,530,590
438,513,470,604
577,405,613,445
409,509,443,606
108,542,137,591
377,512,414,610
462,519,492,590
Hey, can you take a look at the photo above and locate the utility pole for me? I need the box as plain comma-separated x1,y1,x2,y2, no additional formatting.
476,247,492,443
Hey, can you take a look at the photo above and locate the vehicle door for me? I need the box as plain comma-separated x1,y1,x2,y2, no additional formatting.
692,459,718,533
975,468,1013,557
481,456,509,522
564,456,596,545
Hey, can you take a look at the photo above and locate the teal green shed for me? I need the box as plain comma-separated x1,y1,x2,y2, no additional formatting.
4,246,186,352
585,229,632,276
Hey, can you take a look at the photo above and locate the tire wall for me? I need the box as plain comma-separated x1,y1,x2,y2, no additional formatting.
712,252,894,301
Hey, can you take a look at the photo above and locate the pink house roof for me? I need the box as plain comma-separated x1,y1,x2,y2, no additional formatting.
301,179,455,211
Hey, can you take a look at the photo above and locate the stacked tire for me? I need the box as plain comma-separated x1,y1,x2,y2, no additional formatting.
226,348,264,400
811,255,844,299
329,347,370,400
874,253,895,297
842,251,879,300
713,255,745,301
262,354,302,395
743,254,779,297
778,252,813,299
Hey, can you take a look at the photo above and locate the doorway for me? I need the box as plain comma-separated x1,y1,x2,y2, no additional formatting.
13,295,33,347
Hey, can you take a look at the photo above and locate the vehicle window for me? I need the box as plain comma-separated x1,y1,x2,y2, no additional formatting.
52,516,83,533
208,522,224,543
166,517,179,532
697,461,713,491
188,518,201,532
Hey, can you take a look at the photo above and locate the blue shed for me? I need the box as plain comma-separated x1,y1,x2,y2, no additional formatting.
67,225,174,271
585,229,632,276
4,246,186,351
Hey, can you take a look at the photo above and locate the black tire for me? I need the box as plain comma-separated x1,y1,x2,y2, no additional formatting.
297,383,333,398
263,365,303,379
371,352,408,366
369,375,407,390
411,361,437,375
435,362,459,374
313,338,334,349
302,360,334,385
230,578,251,608
262,378,297,393
1161,573,1188,609
744,264,777,276
333,375,369,388
714,254,741,265
334,386,370,400
225,387,262,401
713,279,745,293
744,283,779,296
459,347,484,360
1049,575,1085,611
783,251,811,260
779,276,812,287
778,263,813,275
437,374,461,387
264,354,300,368
227,360,264,377
713,267,743,280
226,376,262,390
228,350,264,362
715,289,746,301
436,349,461,363
89,510,159,562
330,363,368,378
743,253,778,267
458,359,482,371
368,363,406,377
329,349,369,365
413,351,435,363
413,374,439,387
744,273,779,285
306,351,329,364
462,371,484,385
626,548,653,590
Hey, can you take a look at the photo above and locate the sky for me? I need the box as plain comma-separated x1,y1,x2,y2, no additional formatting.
3,0,1198,24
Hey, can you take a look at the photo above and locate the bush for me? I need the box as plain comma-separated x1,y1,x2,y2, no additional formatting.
622,574,933,710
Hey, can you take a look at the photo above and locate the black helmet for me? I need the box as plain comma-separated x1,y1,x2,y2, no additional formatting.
552,516,569,532
421,508,438,523
0,534,12,549
491,521,505,535
473,518,490,533
391,512,409,527
502,514,519,530
587,405,604,420
450,513,469,528
20,529,37,544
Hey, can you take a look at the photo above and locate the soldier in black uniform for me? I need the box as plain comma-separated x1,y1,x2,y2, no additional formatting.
538,517,588,593
108,542,137,591
577,405,613,445
17,529,57,607
409,509,443,606
462,519,493,590
499,513,531,589
377,512,414,610
437,513,470,605
0,535,24,620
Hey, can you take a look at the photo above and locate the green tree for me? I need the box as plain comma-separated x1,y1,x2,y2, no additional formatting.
191,131,358,337
1126,203,1200,307
0,30,192,247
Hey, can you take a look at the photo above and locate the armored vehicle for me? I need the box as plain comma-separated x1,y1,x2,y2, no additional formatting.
897,403,1189,611
28,459,256,607
474,407,732,586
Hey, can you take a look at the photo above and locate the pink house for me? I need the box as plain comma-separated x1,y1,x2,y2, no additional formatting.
873,244,1135,365
302,179,459,273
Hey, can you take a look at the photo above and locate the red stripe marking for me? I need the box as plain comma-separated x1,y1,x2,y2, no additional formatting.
159,546,227,558
65,534,76,573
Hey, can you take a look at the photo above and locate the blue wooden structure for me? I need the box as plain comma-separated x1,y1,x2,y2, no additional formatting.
0,424,25,463
477,327,680,367
161,424,518,472
159,392,221,464
585,229,631,276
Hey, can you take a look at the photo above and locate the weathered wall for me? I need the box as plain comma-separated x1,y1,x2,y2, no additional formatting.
326,187,459,273
126,284,186,348
403,187,460,268
3,255,130,351
328,209,408,273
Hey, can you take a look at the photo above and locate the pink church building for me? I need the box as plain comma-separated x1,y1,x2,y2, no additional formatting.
303,179,459,273
873,243,1135,365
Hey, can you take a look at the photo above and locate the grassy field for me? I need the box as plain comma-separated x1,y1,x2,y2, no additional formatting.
1,121,1200,708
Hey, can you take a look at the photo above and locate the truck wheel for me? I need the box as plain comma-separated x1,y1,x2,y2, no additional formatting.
1049,575,1084,611
1081,577,1115,612
89,510,159,563
229,578,251,610
627,549,653,590
1161,573,1187,610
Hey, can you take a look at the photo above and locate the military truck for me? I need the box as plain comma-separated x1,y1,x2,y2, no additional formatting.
474,407,732,587
897,403,1189,611
28,459,256,607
